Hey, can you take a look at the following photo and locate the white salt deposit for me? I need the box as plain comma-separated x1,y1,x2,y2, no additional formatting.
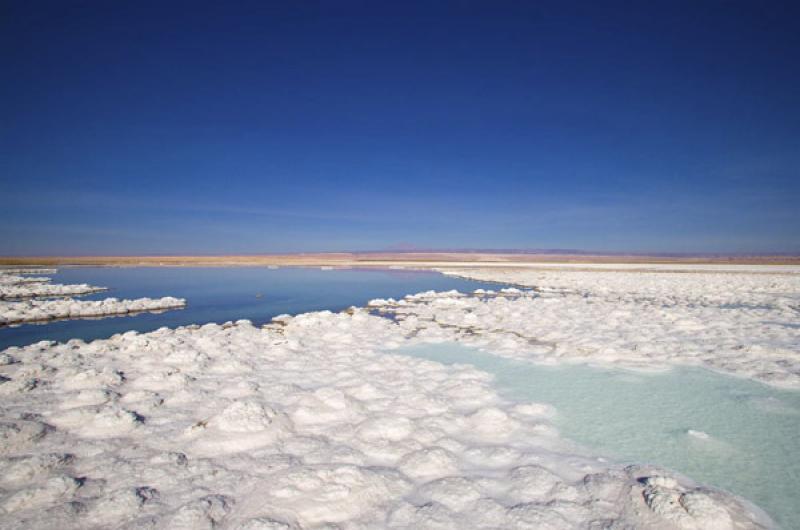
437,262,800,273
0,269,105,300
0,283,107,300
687,430,711,441
366,266,800,387
0,311,771,528
0,275,50,286
0,297,186,326
2,264,795,527
0,268,58,275
0,269,185,326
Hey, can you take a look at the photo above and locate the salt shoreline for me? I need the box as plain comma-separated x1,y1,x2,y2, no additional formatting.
0,284,107,301
0,297,187,327
0,275,50,286
0,269,184,326
0,269,58,275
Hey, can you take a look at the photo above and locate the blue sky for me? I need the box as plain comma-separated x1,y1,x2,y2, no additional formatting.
2,1,798,255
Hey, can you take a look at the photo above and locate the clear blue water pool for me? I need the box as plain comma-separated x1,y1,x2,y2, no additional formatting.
0,267,498,349
396,343,800,529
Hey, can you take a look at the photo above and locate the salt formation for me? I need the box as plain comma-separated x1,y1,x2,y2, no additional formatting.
0,268,57,275
450,262,800,273
0,269,183,325
0,297,186,326
365,266,800,388
0,269,106,300
0,283,107,300
0,275,50,286
0,312,770,529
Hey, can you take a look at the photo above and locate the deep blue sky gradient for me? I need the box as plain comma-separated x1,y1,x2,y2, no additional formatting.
2,1,799,254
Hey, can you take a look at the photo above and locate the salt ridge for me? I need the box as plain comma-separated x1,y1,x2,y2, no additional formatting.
0,270,184,325
0,297,187,326
0,275,51,286
0,283,107,301
0,270,105,300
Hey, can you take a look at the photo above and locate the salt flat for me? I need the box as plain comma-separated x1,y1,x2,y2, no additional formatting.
1,264,791,528
1,315,768,529
397,266,800,388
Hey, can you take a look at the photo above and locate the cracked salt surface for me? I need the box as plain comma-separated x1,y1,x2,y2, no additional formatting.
395,342,800,529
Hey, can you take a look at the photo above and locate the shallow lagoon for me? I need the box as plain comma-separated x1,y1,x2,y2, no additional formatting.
0,267,499,349
397,342,800,529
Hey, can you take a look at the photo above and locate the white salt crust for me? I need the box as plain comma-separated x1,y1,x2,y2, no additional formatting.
436,263,800,273
0,275,51,286
0,270,105,300
0,313,771,529
0,269,57,275
0,297,186,326
0,269,184,325
380,267,800,388
0,284,107,301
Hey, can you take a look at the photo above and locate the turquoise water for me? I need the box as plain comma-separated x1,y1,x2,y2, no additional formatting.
396,343,800,529
0,267,498,349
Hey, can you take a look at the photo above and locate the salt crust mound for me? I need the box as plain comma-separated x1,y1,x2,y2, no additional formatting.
0,275,51,286
0,283,107,300
0,297,186,326
0,270,184,325
378,267,800,388
0,269,105,300
0,313,770,529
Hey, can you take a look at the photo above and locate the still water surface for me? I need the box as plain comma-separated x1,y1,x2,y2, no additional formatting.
0,266,498,349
